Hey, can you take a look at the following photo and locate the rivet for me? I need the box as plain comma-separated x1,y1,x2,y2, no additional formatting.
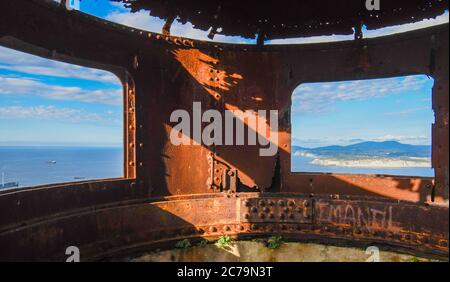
129,161,135,166
288,200,295,207
251,207,258,213
223,225,231,232
279,213,285,219
278,200,285,207
259,213,265,219
209,226,217,232
244,213,250,219
263,207,270,213
237,225,244,231
268,200,275,206
129,142,135,148
258,200,266,207
269,213,274,218
251,224,258,230
244,200,251,207
288,213,294,219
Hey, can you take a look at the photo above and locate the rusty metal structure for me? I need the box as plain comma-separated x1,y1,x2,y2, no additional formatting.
0,0,448,261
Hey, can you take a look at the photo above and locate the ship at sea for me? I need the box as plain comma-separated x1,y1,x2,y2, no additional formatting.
0,172,19,190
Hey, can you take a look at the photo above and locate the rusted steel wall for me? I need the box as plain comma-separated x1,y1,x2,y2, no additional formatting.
0,193,448,261
0,0,448,261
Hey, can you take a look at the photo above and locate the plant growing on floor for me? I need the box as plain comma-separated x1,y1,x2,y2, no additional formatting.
266,235,283,249
175,239,191,249
407,256,421,262
216,235,234,249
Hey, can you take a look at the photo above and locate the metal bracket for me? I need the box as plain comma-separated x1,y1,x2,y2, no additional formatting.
208,153,237,193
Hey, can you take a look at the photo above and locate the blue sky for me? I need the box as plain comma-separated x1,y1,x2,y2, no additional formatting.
291,76,434,148
0,1,447,147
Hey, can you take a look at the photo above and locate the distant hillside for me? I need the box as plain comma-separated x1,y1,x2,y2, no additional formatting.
293,141,431,158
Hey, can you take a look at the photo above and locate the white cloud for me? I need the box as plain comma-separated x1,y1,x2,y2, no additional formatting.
292,75,432,114
384,107,430,117
0,46,121,85
373,134,430,145
0,105,116,124
0,76,122,105
267,12,448,45
365,12,449,38
105,9,252,44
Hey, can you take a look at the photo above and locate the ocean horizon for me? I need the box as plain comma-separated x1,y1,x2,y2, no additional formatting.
0,146,124,189
0,143,434,191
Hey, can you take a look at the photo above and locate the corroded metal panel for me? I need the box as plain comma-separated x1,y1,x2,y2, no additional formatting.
0,0,447,262
0,194,447,261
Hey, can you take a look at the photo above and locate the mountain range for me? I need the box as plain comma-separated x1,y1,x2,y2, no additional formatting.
293,141,431,158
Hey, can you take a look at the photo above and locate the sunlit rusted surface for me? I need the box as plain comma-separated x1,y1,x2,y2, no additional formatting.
0,0,448,261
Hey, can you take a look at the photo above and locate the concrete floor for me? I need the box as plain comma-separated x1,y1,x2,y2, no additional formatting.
126,240,443,262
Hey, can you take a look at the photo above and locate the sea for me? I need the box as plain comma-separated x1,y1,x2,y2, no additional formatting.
0,146,123,189
292,155,434,177
0,146,434,190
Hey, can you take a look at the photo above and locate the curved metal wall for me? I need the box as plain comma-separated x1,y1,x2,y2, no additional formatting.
0,0,448,261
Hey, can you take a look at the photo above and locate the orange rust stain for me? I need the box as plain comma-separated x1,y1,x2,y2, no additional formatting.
172,49,243,100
